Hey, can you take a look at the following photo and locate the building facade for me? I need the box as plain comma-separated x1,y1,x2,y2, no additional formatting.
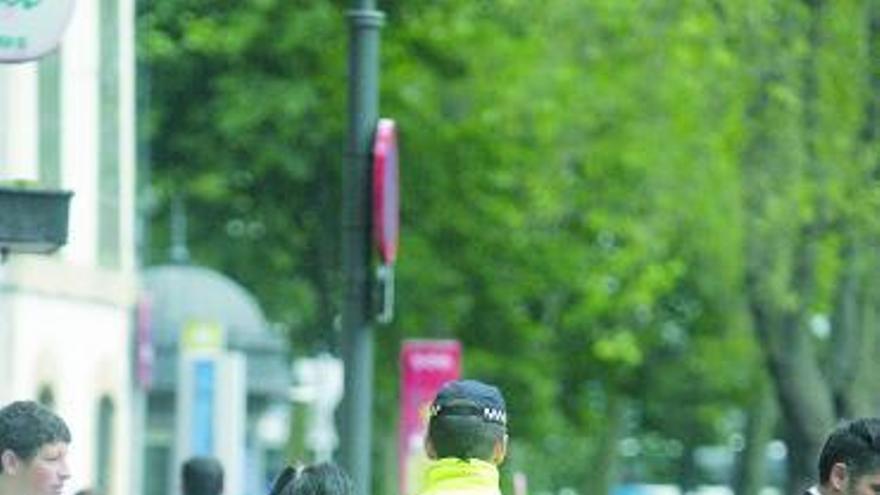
142,264,292,495
0,0,138,494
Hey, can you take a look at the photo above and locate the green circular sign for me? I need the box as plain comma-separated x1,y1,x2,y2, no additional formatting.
0,0,76,63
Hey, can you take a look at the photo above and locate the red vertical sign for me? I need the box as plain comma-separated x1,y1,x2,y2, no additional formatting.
136,294,154,389
399,340,461,495
372,118,399,265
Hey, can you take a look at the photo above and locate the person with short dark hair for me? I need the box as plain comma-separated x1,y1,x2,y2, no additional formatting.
806,417,880,495
182,456,224,495
419,380,508,495
268,462,353,495
0,400,72,495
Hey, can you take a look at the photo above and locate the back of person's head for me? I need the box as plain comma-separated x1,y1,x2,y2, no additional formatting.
0,400,71,471
181,456,224,495
273,462,353,495
426,379,508,463
818,417,880,484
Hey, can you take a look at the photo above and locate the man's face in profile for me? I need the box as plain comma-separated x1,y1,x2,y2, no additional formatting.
11,442,71,495
845,469,880,495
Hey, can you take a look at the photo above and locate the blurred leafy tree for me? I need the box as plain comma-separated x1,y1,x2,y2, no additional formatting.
734,0,880,490
139,1,880,494
139,0,348,348
379,1,762,493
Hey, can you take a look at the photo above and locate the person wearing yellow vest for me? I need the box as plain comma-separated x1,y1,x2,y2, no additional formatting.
420,380,509,495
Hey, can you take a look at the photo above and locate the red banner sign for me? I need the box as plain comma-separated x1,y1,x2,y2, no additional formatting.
398,340,461,495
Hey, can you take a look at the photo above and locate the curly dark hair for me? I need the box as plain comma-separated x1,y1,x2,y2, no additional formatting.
818,417,880,484
276,462,353,495
0,400,71,472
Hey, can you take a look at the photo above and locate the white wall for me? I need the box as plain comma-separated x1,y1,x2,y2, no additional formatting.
0,0,138,270
2,286,135,495
0,0,139,493
60,0,100,266
0,62,39,179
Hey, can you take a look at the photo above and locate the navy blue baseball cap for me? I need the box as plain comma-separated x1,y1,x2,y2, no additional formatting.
429,379,507,426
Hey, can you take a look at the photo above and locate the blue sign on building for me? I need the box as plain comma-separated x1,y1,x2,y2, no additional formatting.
191,359,216,455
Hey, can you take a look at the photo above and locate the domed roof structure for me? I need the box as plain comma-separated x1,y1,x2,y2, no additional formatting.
143,264,290,398
144,264,267,343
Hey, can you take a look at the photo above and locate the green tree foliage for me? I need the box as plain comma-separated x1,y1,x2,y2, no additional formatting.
736,0,880,488
140,0,347,346
140,0,880,494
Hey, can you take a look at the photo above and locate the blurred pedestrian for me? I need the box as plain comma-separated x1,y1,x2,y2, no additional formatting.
419,379,509,495
806,417,880,495
268,462,353,495
0,400,72,495
182,456,224,495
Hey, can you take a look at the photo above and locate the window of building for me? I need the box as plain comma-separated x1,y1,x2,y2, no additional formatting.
144,394,174,495
98,0,121,268
37,385,55,409
95,395,115,495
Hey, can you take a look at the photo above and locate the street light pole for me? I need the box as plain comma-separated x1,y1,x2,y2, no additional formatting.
341,2,383,495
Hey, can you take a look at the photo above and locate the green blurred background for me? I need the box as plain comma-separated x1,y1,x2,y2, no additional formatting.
137,1,880,494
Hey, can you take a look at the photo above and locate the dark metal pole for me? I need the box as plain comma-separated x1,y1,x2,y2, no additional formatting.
341,2,383,495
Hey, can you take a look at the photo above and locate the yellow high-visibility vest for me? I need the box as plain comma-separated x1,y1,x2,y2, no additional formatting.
418,458,503,495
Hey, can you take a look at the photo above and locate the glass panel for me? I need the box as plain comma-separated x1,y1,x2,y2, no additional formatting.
144,443,170,495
